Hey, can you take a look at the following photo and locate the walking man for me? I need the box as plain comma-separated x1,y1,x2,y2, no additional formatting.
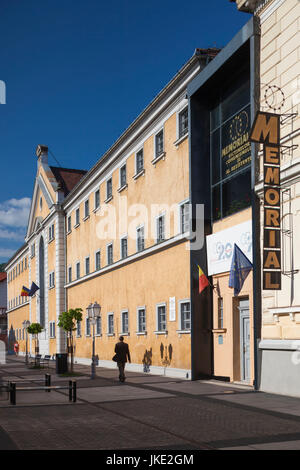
114,336,131,383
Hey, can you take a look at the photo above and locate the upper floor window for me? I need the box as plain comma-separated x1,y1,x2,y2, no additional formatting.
108,313,114,335
31,243,35,258
49,321,56,338
49,224,55,242
136,226,144,252
95,250,101,271
106,178,112,200
155,129,164,158
76,262,80,280
75,208,80,226
49,271,55,289
218,298,224,329
178,107,188,138
67,216,72,233
84,199,90,219
180,202,190,234
107,243,113,265
136,148,144,174
121,237,128,259
120,164,127,188
76,320,81,337
96,316,102,336
85,256,90,275
157,215,165,243
94,190,100,210
68,266,72,283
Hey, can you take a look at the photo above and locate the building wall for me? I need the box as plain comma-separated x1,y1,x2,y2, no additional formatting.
256,0,300,395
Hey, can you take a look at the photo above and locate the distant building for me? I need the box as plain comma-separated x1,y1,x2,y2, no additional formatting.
0,272,8,347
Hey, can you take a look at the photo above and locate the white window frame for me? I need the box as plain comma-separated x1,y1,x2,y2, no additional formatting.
84,199,90,220
107,312,114,336
178,199,190,235
75,207,80,227
106,177,113,201
85,316,91,337
76,261,80,280
67,215,72,233
107,243,113,265
49,271,55,289
156,302,167,333
95,316,102,336
68,265,72,283
49,321,56,338
119,163,127,189
156,213,166,243
95,250,101,271
76,320,82,337
121,310,129,335
48,224,55,242
136,225,145,253
178,299,191,333
137,306,147,335
177,105,189,140
135,147,144,176
120,235,128,259
85,256,90,275
94,189,100,211
154,127,164,160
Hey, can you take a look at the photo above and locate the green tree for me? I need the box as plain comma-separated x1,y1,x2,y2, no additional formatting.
58,308,83,372
0,263,7,272
27,323,43,365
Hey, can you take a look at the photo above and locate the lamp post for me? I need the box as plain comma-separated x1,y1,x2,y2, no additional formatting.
87,302,101,379
22,320,30,365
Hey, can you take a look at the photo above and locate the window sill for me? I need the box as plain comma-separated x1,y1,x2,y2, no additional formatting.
118,184,128,193
120,332,130,336
104,196,113,204
66,230,72,236
48,286,55,290
83,215,90,222
133,169,145,180
48,237,55,244
151,152,166,166
95,333,102,337
174,133,188,147
85,334,91,337
93,206,100,214
154,330,168,336
212,328,227,334
74,223,80,229
176,329,191,335
136,331,147,336
107,333,115,337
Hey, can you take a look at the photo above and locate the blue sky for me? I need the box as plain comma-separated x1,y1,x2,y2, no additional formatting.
0,0,250,263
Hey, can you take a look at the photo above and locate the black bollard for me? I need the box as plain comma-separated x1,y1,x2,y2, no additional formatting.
72,381,77,403
10,382,16,406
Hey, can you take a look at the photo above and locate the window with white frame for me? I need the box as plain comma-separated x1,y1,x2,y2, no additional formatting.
49,224,55,241
157,304,167,332
157,215,165,243
49,271,55,289
120,164,127,188
155,129,164,158
136,148,144,174
95,250,101,271
85,317,91,336
108,313,114,335
178,107,188,138
121,236,127,259
180,301,191,331
136,226,144,252
85,256,90,275
94,189,100,210
106,178,112,200
75,208,80,226
218,298,224,329
76,262,80,279
67,215,72,233
68,266,72,283
84,199,90,218
137,308,146,333
31,243,35,258
76,320,81,337
96,316,102,336
180,202,190,234
107,243,113,265
49,321,56,338
121,311,129,334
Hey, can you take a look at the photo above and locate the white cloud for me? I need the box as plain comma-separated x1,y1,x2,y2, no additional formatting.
0,248,16,258
0,229,25,241
0,197,31,228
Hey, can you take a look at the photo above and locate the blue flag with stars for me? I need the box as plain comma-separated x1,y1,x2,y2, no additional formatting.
229,244,253,296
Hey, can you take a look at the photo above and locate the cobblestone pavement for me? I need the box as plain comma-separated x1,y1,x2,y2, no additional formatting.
1,357,300,451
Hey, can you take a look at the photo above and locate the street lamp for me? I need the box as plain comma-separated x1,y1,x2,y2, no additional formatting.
87,302,101,379
22,320,30,365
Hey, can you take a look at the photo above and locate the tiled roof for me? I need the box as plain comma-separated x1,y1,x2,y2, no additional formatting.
50,167,88,197
0,272,7,282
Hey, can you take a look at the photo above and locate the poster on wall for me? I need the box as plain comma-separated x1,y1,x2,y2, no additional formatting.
206,220,252,276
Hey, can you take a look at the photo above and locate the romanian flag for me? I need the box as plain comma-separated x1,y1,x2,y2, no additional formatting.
198,265,210,294
21,286,30,296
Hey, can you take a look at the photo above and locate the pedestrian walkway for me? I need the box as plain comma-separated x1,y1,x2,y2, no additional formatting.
1,356,300,450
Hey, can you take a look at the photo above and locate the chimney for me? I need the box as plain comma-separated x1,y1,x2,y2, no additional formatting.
36,145,48,165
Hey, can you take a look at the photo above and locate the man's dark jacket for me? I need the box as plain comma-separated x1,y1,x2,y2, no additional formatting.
115,341,131,363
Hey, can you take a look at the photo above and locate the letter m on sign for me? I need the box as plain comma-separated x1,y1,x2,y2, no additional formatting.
249,111,280,145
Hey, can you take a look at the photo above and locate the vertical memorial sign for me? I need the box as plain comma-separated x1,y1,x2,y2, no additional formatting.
249,112,281,290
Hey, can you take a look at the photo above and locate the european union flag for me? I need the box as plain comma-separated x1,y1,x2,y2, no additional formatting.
229,244,253,296
29,282,39,297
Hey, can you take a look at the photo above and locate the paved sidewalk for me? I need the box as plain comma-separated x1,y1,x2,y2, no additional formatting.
1,356,300,450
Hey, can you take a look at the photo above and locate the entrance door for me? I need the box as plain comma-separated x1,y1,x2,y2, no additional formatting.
239,299,250,383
